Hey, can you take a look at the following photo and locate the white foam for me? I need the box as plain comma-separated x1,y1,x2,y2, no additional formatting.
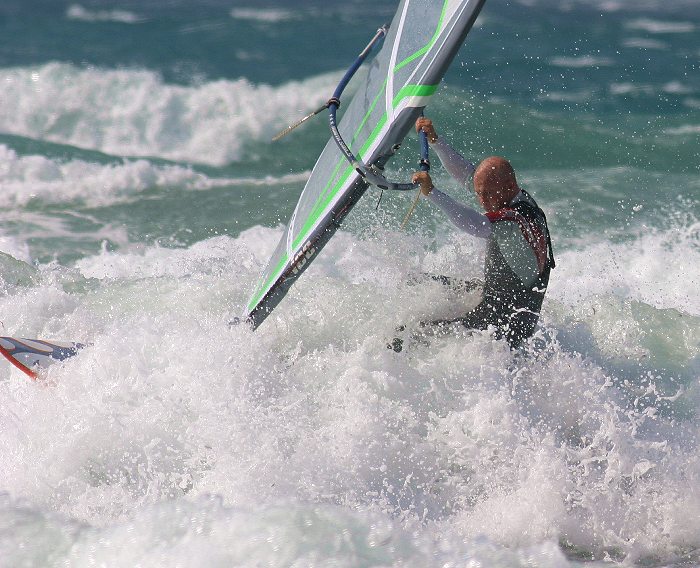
515,0,690,12
66,4,145,24
0,63,337,166
609,82,656,96
73,234,260,280
663,125,700,135
662,81,692,95
538,90,594,103
0,225,699,565
230,8,296,23
549,56,614,68
0,494,577,567
621,37,667,50
0,234,31,264
625,18,696,34
0,144,309,207
552,223,700,316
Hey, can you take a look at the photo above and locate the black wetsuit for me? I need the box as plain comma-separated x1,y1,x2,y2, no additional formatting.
447,190,555,347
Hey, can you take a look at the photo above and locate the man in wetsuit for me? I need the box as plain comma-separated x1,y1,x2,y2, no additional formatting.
410,117,555,348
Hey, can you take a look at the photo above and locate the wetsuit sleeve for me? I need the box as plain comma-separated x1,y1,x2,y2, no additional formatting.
426,188,492,238
432,138,475,187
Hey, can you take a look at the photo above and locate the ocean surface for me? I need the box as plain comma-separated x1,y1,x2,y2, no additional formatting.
0,0,699,565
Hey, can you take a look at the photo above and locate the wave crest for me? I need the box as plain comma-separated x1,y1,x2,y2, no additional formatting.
0,63,336,166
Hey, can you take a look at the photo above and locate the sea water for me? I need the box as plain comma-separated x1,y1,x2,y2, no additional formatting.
0,0,698,565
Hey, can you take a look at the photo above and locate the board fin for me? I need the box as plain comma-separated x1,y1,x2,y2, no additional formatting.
0,337,85,379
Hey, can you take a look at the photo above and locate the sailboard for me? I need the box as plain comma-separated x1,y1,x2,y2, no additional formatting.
244,0,487,329
0,337,84,379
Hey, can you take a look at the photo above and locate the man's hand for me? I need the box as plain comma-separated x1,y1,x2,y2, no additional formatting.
412,171,434,196
415,117,438,144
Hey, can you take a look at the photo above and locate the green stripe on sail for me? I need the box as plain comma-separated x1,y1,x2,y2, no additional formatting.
305,83,438,231
307,80,389,226
394,0,450,73
248,2,454,312
299,1,449,215
293,83,437,248
392,83,438,105
247,254,288,311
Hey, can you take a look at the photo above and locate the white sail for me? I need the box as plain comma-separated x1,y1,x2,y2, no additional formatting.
245,0,486,328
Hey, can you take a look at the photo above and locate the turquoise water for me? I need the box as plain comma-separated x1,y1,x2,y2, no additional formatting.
0,0,699,566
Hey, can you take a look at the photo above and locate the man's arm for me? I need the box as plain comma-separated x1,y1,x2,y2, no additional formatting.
431,138,475,188
427,188,491,238
415,117,475,187
412,169,490,239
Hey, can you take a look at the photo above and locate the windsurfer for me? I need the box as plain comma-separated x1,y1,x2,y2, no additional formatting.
401,117,555,349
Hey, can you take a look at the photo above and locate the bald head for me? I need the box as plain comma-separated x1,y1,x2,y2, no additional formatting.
473,156,520,212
